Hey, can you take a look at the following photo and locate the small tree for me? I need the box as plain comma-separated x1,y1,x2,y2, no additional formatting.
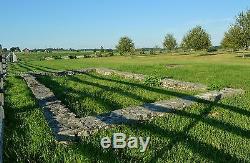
181,26,212,50
221,10,250,51
163,34,177,50
116,36,135,54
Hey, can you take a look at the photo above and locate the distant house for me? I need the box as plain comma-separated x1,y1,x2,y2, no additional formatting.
22,48,30,53
6,52,18,62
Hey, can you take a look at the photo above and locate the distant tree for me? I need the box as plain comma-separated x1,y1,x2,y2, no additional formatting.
116,36,135,54
2,48,7,52
10,47,21,52
0,44,2,51
163,34,177,50
221,25,244,51
100,46,104,53
221,10,250,51
181,26,212,50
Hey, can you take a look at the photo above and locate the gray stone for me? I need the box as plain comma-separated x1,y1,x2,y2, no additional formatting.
22,73,244,142
161,78,207,91
30,68,208,91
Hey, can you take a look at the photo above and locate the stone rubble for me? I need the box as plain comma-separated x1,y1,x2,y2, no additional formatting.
22,73,244,141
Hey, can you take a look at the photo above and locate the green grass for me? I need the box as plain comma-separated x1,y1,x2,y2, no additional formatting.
36,73,194,117
4,52,250,162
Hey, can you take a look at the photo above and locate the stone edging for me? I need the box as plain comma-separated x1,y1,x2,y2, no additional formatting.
30,67,208,91
22,73,244,141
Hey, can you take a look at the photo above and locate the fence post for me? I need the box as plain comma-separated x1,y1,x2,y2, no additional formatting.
0,51,5,163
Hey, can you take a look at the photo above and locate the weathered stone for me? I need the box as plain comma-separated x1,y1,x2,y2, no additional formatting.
22,74,85,141
30,68,208,91
22,73,244,142
161,78,207,91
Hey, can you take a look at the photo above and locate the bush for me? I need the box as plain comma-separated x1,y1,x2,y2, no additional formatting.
149,50,155,55
53,55,62,59
207,47,218,52
96,53,102,57
68,55,77,59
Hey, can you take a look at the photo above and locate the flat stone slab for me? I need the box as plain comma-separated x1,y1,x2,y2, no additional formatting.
22,73,244,141
22,74,85,141
161,78,207,91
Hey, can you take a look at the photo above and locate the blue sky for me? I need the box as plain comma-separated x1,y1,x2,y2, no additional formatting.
0,0,249,49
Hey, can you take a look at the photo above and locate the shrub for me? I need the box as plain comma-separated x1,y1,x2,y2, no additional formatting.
68,55,77,59
53,55,62,59
207,47,218,52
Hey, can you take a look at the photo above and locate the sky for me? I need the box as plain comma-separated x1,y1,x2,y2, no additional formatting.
0,0,249,49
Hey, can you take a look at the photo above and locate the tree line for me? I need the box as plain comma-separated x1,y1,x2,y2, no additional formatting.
117,9,249,54
1,10,249,55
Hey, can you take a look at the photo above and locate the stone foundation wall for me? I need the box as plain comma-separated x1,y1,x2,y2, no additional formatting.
22,73,244,141
31,67,207,91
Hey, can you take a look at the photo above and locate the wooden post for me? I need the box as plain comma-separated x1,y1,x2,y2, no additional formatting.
0,54,3,106
0,51,4,163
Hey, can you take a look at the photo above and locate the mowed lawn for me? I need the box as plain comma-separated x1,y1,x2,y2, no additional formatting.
36,73,195,117
4,53,250,162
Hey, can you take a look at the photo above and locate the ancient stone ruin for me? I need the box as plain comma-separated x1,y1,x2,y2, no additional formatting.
22,71,244,142
31,67,208,91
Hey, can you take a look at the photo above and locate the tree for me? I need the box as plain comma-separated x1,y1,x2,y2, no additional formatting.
221,25,245,51
2,48,7,52
116,36,135,54
181,26,212,50
221,10,250,50
163,34,177,50
10,47,21,52
100,46,104,53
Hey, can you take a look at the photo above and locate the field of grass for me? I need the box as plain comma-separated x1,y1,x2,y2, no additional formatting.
36,73,194,117
4,52,250,162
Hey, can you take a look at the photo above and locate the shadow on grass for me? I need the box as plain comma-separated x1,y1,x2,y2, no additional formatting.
15,69,250,162
36,75,126,117
3,76,44,162
23,62,59,72
67,75,154,103
36,72,250,140
20,62,55,72
85,73,250,118
3,76,142,162
16,62,34,72
122,95,245,162
67,138,142,162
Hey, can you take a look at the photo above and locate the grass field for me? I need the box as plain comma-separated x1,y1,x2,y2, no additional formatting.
4,52,250,162
36,73,194,117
